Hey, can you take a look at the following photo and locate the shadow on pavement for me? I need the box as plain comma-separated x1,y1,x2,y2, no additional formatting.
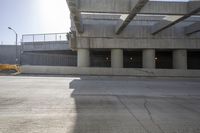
68,77,200,133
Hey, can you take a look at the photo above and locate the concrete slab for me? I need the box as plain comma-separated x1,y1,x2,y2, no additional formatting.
0,76,200,133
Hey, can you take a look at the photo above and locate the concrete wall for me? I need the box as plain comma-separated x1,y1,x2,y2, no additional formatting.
0,45,77,66
21,65,200,77
22,41,69,51
78,22,200,38
21,52,77,66
0,45,21,64
73,20,200,49
69,13,200,49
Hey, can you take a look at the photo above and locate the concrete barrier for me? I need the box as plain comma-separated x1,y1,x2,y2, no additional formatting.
21,65,200,77
22,41,69,51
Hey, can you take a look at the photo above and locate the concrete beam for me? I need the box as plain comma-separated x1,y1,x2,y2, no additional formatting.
115,0,149,34
66,0,84,33
81,14,200,23
151,4,200,35
185,22,200,35
77,38,200,49
79,0,197,15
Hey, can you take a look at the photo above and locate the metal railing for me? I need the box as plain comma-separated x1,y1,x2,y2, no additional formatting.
22,33,68,42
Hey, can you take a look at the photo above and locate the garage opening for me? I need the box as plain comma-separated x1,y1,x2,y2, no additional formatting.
90,50,111,67
123,50,142,68
156,51,173,69
188,51,200,70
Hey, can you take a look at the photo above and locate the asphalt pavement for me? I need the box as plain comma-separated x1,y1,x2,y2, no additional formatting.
0,75,200,133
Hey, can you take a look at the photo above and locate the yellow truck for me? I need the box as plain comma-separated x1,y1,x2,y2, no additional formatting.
0,64,21,75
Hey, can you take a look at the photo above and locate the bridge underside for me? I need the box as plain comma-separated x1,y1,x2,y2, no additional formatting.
65,0,200,76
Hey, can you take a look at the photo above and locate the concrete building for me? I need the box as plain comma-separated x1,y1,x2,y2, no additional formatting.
5,0,199,76
66,0,200,74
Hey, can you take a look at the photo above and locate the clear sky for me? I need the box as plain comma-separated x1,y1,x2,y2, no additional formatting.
0,0,70,44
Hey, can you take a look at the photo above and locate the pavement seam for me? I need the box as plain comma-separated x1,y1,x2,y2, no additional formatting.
144,98,165,133
116,96,151,133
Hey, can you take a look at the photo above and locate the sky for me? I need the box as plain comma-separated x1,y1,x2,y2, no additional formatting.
0,0,70,44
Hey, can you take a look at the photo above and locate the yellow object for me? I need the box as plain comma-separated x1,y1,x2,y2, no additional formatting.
0,64,21,75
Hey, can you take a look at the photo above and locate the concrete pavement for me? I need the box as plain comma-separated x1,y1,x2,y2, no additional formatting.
0,76,200,133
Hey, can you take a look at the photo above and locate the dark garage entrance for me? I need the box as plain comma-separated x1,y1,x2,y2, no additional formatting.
123,50,142,68
156,50,173,69
188,51,200,70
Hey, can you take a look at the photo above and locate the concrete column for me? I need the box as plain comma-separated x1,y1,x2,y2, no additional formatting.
173,50,187,69
77,49,90,67
111,49,123,68
143,49,155,69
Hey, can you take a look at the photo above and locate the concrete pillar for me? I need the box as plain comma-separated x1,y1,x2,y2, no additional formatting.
173,50,187,69
143,49,155,68
77,49,90,67
111,49,123,68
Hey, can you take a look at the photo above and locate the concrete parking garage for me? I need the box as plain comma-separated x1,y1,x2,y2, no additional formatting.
0,75,200,133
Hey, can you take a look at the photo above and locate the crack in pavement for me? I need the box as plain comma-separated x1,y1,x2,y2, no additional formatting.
144,98,165,133
116,96,151,133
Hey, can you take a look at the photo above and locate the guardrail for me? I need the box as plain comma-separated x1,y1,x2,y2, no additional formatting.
22,33,68,42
